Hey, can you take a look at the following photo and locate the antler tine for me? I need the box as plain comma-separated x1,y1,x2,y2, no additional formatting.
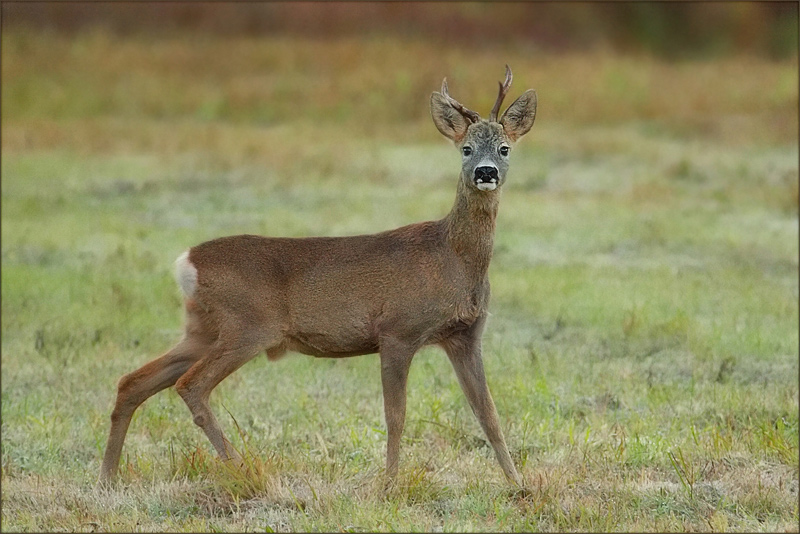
441,77,482,124
489,64,513,122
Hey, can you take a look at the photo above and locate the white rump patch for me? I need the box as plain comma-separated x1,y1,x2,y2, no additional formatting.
476,182,497,191
174,250,197,298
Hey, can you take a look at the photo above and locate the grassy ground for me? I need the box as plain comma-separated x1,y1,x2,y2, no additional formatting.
2,30,798,532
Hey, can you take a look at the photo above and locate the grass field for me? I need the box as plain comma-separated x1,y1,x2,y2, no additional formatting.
2,30,798,532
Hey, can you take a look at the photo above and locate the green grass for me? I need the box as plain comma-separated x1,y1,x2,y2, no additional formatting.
2,30,798,531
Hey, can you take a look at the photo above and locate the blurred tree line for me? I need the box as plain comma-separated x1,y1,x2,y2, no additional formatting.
3,2,797,59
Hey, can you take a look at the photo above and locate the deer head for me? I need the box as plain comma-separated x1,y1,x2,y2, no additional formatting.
430,65,537,192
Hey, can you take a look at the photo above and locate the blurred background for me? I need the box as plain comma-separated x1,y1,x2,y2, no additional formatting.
3,2,798,131
4,2,799,58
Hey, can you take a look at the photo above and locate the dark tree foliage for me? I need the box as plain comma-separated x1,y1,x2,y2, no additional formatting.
2,2,797,59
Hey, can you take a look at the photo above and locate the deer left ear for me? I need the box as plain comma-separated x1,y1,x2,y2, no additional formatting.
430,91,471,144
500,89,537,142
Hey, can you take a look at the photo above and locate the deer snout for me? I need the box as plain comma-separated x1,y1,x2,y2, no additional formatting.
474,166,499,191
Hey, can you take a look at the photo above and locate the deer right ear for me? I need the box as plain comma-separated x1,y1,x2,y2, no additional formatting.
430,92,471,144
500,89,537,142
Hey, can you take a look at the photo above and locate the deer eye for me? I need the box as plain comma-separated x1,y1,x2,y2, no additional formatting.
499,146,510,156
462,146,473,157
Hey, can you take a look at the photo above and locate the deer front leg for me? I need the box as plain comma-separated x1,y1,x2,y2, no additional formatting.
441,328,522,486
379,337,416,482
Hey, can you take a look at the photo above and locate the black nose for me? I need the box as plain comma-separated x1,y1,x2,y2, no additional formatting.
474,166,498,183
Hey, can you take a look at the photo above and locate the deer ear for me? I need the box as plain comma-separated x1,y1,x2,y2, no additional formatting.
500,89,537,142
430,92,470,143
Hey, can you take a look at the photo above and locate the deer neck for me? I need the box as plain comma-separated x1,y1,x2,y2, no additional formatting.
444,176,499,278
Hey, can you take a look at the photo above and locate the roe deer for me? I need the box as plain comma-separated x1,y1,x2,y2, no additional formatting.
99,65,537,487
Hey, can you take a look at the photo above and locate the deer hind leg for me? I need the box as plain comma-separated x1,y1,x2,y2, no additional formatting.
99,337,206,484
379,337,417,482
174,333,270,462
441,327,522,486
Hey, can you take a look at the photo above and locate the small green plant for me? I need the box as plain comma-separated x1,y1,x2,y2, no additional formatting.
667,447,711,501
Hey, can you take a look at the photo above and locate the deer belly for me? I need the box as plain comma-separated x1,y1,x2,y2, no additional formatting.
285,286,381,356
285,321,378,358
286,332,378,358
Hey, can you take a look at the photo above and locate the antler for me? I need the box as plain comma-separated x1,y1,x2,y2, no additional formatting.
441,78,482,124
489,65,513,122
